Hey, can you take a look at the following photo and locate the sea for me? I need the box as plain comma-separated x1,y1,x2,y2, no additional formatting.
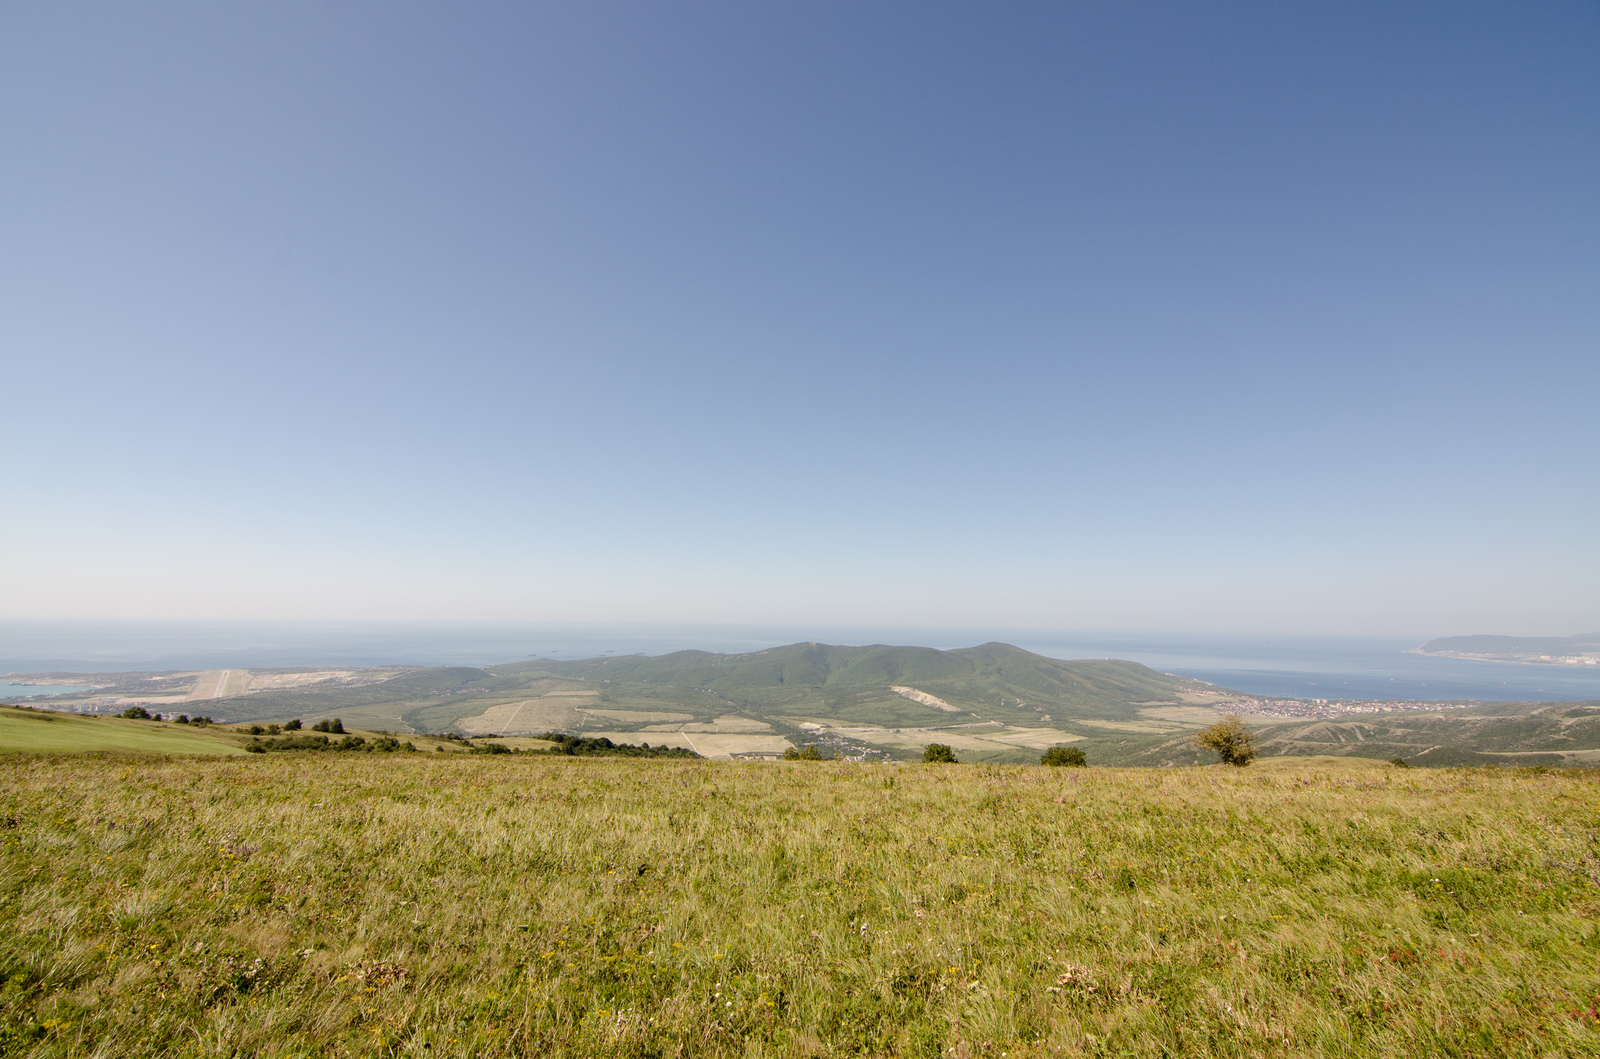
1,621,1597,703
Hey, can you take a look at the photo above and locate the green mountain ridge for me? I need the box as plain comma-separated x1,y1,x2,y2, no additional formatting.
504,641,1201,725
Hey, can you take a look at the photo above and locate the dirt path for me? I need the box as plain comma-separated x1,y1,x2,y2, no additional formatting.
498,700,529,736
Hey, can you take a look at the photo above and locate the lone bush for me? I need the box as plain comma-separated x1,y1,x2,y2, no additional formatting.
311,719,345,734
118,707,151,720
1390,757,1409,768
1042,745,1087,767
782,745,825,761
283,719,302,731
1193,714,1257,767
923,743,958,764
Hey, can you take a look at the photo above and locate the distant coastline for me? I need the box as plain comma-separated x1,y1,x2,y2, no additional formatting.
1411,632,1600,668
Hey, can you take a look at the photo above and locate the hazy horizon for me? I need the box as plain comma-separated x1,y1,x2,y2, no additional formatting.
4,2,1596,634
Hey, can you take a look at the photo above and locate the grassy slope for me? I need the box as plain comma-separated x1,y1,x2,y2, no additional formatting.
0,707,246,756
1,755,1598,1057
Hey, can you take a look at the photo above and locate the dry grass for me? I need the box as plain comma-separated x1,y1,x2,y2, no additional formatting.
1,754,1598,1057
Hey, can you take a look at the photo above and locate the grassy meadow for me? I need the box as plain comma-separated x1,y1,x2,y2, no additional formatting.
2,753,1599,1057
0,710,247,757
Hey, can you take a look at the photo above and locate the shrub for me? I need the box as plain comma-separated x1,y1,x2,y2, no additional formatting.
262,735,331,752
266,724,281,735
283,719,302,731
923,744,958,764
119,706,151,720
245,742,265,754
1194,714,1257,767
311,719,346,734
783,745,825,761
1042,745,1087,767
1390,757,1410,768
534,733,701,759
174,714,189,725
247,725,265,735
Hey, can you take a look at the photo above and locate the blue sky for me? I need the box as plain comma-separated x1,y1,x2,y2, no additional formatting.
2,1,1597,635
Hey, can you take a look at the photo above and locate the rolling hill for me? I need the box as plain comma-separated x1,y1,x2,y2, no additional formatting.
5,643,1227,763
8,641,1600,765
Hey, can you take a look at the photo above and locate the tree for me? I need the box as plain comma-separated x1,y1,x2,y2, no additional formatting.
119,706,151,720
782,744,825,760
284,719,302,731
1193,714,1257,767
923,743,958,764
1042,745,1086,767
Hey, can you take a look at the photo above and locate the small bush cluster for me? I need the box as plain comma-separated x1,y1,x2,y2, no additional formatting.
244,734,415,755
310,719,345,734
923,744,958,764
537,733,701,759
782,745,826,761
1041,745,1087,767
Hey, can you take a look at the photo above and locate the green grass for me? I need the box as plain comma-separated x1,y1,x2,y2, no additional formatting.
2,753,1599,1056
0,708,245,756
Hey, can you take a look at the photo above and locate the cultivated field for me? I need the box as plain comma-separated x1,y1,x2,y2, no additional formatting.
1,754,1598,1057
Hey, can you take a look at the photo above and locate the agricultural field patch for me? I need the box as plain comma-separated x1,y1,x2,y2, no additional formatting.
646,715,773,733
678,732,794,757
240,670,362,690
1136,705,1232,725
1072,717,1189,734
454,699,589,735
580,709,696,724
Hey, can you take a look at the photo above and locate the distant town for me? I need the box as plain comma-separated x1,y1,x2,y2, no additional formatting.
1230,698,1482,720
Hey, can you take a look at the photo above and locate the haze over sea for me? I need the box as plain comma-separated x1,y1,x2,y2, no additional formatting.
2,621,1597,704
